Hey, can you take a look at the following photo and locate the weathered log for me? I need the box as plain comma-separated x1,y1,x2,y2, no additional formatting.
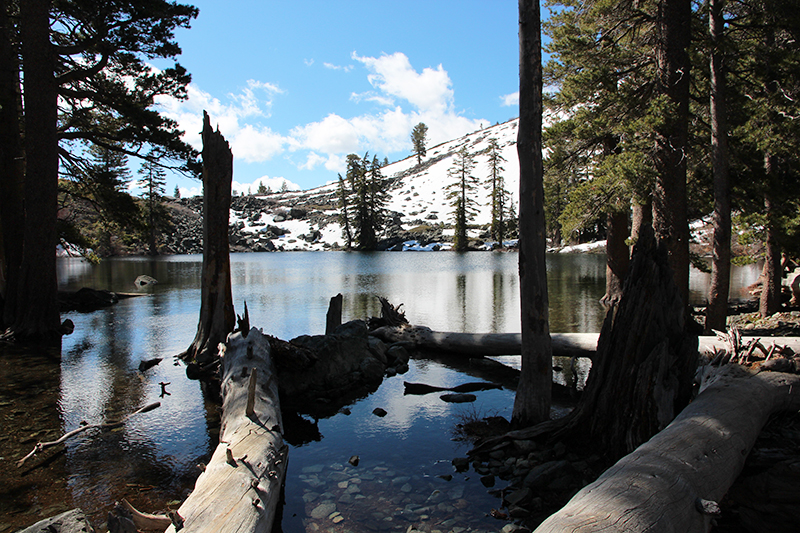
371,325,598,358
165,328,287,533
369,324,800,359
534,365,800,533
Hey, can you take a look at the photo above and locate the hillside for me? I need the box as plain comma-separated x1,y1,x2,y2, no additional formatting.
159,118,523,254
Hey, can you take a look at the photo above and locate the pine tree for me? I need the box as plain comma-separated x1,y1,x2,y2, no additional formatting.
138,154,168,256
484,138,511,246
338,173,353,249
446,147,479,251
280,180,289,193
174,185,181,198
257,182,267,195
410,122,428,165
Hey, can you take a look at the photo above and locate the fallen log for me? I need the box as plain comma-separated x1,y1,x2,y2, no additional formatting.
165,328,287,533
533,364,800,533
370,325,598,358
370,325,800,359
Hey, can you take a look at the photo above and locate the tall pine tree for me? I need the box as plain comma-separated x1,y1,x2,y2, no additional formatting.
446,147,479,252
138,154,168,256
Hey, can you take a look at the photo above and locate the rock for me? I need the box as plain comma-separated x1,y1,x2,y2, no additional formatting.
452,457,470,472
386,345,410,366
439,393,477,403
310,502,337,519
333,320,369,338
360,356,385,383
373,407,388,417
349,455,360,466
134,274,158,287
523,459,571,489
368,337,388,364
17,509,95,533
480,474,495,487
504,487,532,507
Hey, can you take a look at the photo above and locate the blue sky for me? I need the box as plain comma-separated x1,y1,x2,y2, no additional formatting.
152,1,522,196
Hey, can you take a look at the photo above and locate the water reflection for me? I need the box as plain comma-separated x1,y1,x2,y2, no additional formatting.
22,251,764,533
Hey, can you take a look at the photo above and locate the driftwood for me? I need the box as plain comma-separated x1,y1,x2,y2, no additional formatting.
534,365,800,533
165,328,287,533
370,324,800,359
17,402,160,467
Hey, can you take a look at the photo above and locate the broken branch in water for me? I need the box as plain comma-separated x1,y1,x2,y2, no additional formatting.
16,402,161,467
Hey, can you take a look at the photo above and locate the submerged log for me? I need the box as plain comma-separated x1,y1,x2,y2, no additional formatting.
370,324,800,359
166,328,287,533
534,365,800,533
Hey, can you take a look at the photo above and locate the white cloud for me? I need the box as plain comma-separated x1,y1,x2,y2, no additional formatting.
157,53,487,189
156,79,287,164
501,92,519,107
323,62,353,72
352,52,454,115
290,113,360,154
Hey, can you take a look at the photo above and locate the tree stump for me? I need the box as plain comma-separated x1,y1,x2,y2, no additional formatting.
183,111,235,364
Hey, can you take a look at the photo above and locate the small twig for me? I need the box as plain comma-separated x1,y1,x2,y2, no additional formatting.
17,402,160,467
765,343,778,361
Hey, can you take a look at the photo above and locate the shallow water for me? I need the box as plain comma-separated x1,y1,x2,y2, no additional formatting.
1,252,761,532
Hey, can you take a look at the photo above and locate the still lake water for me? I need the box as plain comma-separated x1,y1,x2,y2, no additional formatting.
5,252,760,532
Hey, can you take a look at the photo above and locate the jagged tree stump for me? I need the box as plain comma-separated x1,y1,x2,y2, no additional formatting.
183,111,235,364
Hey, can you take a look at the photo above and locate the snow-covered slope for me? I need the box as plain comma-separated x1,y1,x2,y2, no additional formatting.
229,118,521,251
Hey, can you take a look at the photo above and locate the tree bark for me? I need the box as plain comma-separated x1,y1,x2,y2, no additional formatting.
555,238,698,459
652,0,692,305
166,329,287,533
9,0,61,341
706,0,732,334
760,183,781,317
184,111,235,364
601,209,630,309
534,365,800,533
0,0,25,328
514,0,552,428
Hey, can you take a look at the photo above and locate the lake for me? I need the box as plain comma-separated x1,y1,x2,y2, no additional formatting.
2,252,761,532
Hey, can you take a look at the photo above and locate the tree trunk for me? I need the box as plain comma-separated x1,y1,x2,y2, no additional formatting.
601,209,630,309
760,183,781,318
8,0,61,342
705,0,732,334
184,111,235,364
166,329,287,533
555,238,698,459
326,293,343,334
652,0,692,305
515,0,552,428
631,197,653,247
534,365,800,533
0,0,25,328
